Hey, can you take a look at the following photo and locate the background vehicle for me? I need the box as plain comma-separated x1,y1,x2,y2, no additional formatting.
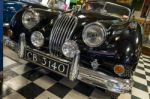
4,1,143,98
4,0,27,26
3,0,67,26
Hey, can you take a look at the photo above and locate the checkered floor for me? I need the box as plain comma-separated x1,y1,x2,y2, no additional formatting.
1,54,150,99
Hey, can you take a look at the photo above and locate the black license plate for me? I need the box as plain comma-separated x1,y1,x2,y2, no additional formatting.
24,48,70,77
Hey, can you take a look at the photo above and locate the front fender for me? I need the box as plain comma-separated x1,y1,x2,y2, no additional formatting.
117,24,142,70
10,7,60,42
117,40,139,66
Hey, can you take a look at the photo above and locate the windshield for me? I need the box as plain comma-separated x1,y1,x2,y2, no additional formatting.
82,2,131,20
21,0,47,5
4,0,40,2
4,0,19,1
82,2,104,13
21,0,66,10
4,0,67,10
104,2,130,20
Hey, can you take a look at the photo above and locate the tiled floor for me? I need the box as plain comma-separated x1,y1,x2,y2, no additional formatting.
2,54,150,99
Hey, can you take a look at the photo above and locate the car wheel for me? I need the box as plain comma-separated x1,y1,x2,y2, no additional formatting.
105,90,120,99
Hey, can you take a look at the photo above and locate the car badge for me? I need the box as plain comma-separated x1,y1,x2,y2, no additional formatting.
91,59,100,70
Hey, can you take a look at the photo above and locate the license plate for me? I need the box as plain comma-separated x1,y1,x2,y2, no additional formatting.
24,48,70,77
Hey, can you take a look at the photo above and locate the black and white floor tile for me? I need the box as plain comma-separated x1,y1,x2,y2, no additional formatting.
2,54,150,99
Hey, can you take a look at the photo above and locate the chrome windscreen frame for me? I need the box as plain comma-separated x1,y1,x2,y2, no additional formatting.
103,2,131,21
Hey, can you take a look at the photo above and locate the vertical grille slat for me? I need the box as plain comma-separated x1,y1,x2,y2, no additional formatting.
52,16,66,52
53,16,67,54
60,17,75,46
55,16,68,52
49,16,62,53
57,17,74,49
49,15,77,56
66,19,76,39
55,16,71,56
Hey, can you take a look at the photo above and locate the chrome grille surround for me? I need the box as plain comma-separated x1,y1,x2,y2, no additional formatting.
49,15,78,56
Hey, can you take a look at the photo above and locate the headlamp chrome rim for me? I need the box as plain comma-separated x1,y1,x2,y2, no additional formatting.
31,31,44,48
22,8,40,29
82,22,106,47
62,40,79,58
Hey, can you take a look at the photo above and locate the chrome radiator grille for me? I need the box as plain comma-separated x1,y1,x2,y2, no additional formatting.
49,15,77,55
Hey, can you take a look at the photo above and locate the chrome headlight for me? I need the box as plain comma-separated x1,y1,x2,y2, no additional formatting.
82,22,106,47
22,8,40,29
31,31,44,48
62,40,79,58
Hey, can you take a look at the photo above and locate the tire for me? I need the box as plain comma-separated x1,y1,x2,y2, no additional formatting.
105,90,120,99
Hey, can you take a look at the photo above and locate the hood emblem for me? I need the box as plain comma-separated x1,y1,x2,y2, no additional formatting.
91,59,100,70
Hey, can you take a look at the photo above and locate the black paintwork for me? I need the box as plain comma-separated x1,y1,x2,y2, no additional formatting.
10,6,60,42
10,3,143,79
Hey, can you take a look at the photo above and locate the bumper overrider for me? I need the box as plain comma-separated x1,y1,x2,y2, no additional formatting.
3,33,133,94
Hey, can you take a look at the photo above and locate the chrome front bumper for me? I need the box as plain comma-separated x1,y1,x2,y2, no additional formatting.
3,36,132,94
78,67,132,93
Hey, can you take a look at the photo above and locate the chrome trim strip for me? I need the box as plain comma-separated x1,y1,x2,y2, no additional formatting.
55,16,68,54
49,16,62,53
66,17,75,39
67,16,78,39
60,16,74,45
55,16,73,55
78,67,132,93
49,16,63,54
55,15,65,49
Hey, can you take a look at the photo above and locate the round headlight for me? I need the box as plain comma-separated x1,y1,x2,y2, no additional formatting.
82,22,106,47
31,31,44,48
22,8,40,29
62,40,79,58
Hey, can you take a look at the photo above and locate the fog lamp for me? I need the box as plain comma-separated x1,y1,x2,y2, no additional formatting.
31,31,44,48
62,40,79,58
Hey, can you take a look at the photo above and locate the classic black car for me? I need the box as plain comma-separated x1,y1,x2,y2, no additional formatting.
4,1,143,98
